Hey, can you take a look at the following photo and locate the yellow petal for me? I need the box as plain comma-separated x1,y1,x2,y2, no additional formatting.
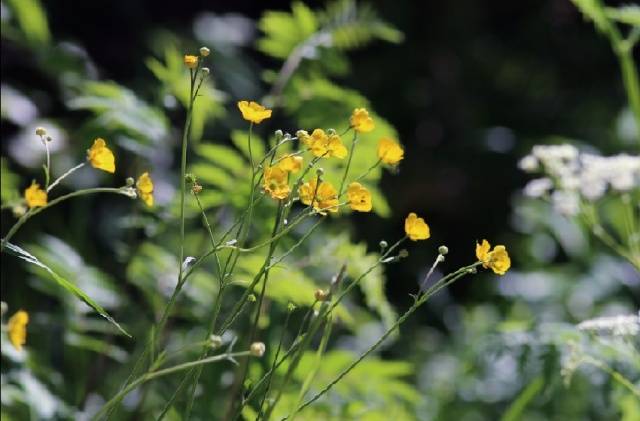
87,138,116,173
350,108,375,133
184,55,198,69
24,181,48,208
136,172,154,207
377,137,404,165
237,100,272,124
8,310,29,351
404,212,430,241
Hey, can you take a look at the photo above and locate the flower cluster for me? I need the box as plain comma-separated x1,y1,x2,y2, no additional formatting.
22,131,154,210
519,144,640,215
577,312,640,337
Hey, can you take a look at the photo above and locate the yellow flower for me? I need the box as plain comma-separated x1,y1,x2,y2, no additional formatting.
87,138,116,173
476,239,511,275
276,154,303,173
404,212,430,241
237,101,272,124
347,182,372,212
24,181,47,208
8,310,29,351
184,55,198,69
136,172,154,207
263,166,290,200
377,137,404,165
350,108,375,133
304,129,348,159
299,178,339,214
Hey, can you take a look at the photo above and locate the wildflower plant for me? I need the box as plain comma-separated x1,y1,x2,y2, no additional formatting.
1,2,520,420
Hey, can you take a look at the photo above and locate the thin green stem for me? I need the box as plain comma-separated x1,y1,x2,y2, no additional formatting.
285,263,481,418
46,162,85,192
93,351,250,420
338,132,358,195
1,187,132,250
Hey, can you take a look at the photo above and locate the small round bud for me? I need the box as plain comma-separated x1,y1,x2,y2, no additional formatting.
125,177,135,186
326,128,336,136
436,255,445,263
12,204,27,218
398,249,409,258
185,173,196,183
0,301,7,316
379,240,388,249
287,303,296,313
200,46,211,57
314,289,329,302
45,136,53,142
35,127,47,136
316,168,324,177
248,294,257,303
467,267,477,274
438,245,449,255
274,129,284,139
283,132,292,140
192,183,203,194
250,342,266,357
201,67,210,75
209,335,223,349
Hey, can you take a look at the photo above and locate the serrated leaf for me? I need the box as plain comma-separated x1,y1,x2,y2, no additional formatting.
4,242,130,337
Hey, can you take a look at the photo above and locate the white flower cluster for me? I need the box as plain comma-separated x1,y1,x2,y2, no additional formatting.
577,312,640,337
519,144,640,216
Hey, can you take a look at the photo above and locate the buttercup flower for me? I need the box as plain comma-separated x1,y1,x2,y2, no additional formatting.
475,239,511,275
377,137,404,165
301,129,348,159
184,55,198,69
136,172,154,207
24,181,47,208
237,101,272,124
263,166,290,200
347,182,372,212
276,154,303,173
87,138,116,173
404,212,430,241
350,108,375,133
299,178,339,214
7,310,29,351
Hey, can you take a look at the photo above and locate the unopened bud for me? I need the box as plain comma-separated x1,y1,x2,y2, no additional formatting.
250,342,266,357
287,303,296,312
248,294,257,303
35,127,47,136
438,245,449,255
0,301,7,316
467,267,477,274
209,335,223,349
314,289,329,302
192,183,203,194
326,128,336,136
125,177,135,186
436,255,445,263
12,204,26,218
379,240,388,249
316,168,324,177
201,67,210,75
200,46,211,57
274,129,284,139
46,136,53,142
185,173,196,184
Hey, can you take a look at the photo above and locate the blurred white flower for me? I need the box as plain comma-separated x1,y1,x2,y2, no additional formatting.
523,177,553,198
552,190,579,216
518,154,538,172
577,313,639,336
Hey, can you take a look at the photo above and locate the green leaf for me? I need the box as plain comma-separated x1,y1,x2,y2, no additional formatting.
5,0,50,46
66,81,170,148
500,375,545,421
1,158,21,205
4,242,131,337
231,130,266,161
